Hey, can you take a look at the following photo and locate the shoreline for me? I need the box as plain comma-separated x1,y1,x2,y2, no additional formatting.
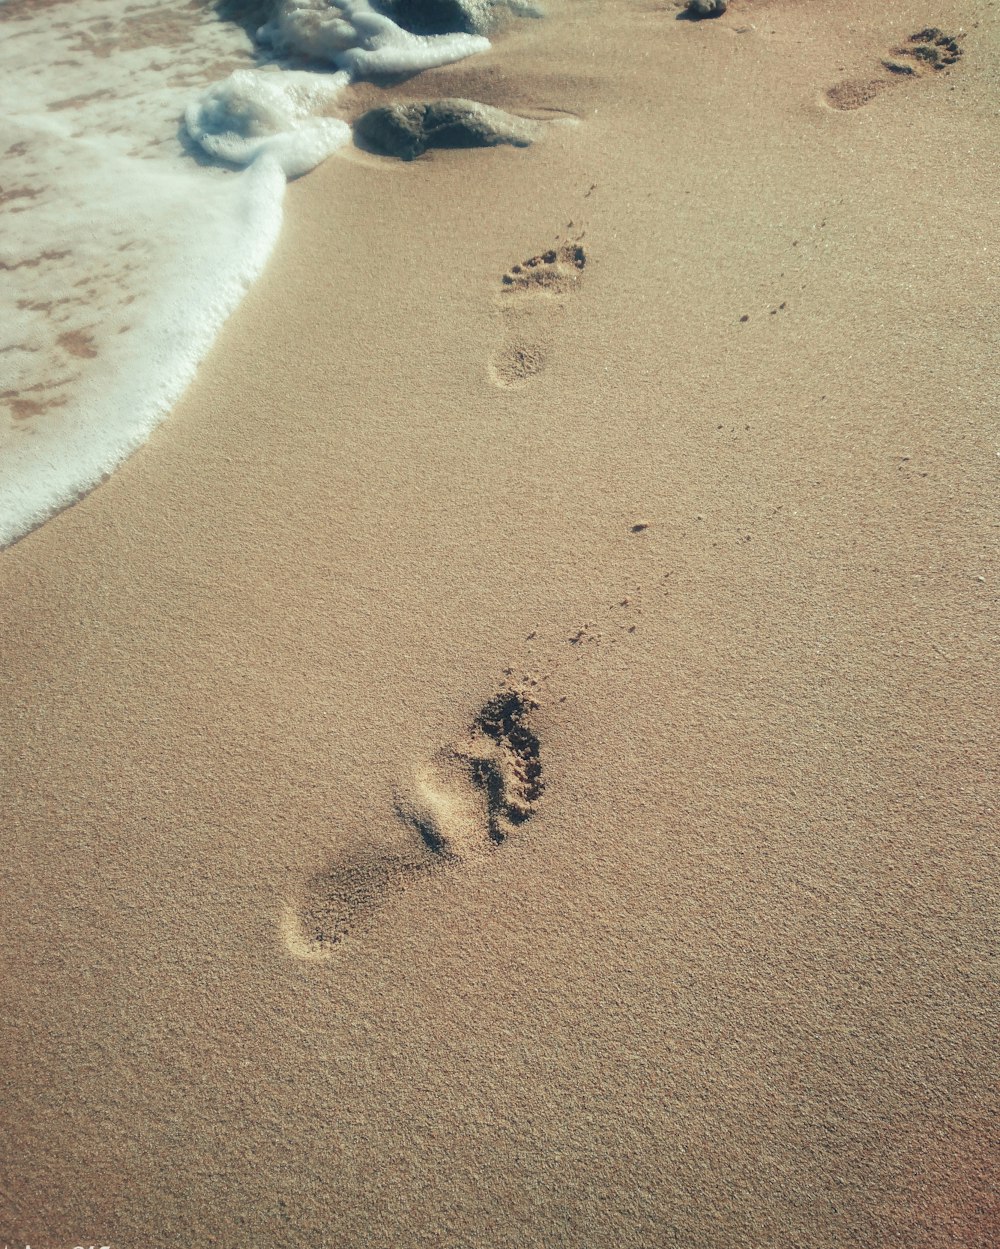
2,1,997,1245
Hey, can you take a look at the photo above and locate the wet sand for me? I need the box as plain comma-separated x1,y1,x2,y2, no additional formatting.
2,1,998,1245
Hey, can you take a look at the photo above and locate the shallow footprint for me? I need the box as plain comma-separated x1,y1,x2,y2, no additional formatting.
489,237,586,388
284,686,544,955
825,27,963,111
282,843,436,958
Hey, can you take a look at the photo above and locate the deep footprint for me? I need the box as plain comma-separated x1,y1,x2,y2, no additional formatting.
826,28,963,111
285,687,544,953
461,689,544,842
882,28,963,76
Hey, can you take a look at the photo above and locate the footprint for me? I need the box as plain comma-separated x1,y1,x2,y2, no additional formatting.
824,78,893,112
285,533,668,958
394,755,481,859
489,234,586,388
282,843,433,958
825,28,963,111
881,28,963,76
284,687,544,954
461,689,544,842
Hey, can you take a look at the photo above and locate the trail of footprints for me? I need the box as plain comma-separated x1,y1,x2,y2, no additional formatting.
826,28,963,111
284,16,970,955
490,232,586,389
284,579,650,956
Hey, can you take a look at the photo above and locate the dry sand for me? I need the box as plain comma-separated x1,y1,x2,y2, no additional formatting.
2,1,998,1245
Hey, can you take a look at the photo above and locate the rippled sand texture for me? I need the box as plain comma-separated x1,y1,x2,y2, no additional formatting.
2,1,997,1247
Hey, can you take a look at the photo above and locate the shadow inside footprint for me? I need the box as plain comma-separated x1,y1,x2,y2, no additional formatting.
292,845,440,952
500,241,586,293
286,686,544,954
882,28,963,75
466,690,544,841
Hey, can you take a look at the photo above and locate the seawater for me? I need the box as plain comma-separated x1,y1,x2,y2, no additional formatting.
0,1,498,548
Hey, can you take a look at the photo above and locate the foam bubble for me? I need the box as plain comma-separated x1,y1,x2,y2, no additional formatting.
258,0,490,75
183,3,490,172
184,69,351,176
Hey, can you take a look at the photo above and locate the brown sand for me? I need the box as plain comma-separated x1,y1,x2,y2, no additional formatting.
2,1,998,1245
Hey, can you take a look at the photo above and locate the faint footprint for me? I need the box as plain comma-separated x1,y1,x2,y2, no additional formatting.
282,842,432,958
284,687,544,954
825,28,963,111
824,77,892,111
489,234,586,388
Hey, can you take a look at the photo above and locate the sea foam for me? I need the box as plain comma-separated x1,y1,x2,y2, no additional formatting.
185,69,352,175
259,0,490,73
0,0,491,549
185,2,489,174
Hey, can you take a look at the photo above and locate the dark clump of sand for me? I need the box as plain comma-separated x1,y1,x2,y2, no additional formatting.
354,97,538,159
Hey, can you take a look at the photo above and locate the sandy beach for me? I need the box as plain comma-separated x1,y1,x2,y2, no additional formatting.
2,1,997,1245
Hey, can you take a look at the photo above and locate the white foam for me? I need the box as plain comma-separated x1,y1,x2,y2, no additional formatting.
183,2,492,174
258,1,490,75
0,155,288,548
0,0,492,549
183,4,489,174
0,0,272,548
185,68,351,176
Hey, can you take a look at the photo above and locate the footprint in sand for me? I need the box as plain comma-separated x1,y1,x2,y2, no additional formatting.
489,234,586,389
284,542,662,958
284,688,544,954
825,28,963,111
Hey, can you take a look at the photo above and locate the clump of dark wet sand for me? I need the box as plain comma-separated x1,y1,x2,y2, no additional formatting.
354,98,539,160
683,0,727,19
